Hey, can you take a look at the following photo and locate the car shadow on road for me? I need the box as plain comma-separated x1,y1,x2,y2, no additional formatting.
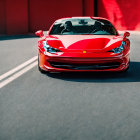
46,61,140,83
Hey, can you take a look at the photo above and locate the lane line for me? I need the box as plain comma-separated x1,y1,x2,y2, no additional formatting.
0,56,37,81
0,61,37,89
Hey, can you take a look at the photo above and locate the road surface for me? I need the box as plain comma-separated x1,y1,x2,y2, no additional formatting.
0,33,140,140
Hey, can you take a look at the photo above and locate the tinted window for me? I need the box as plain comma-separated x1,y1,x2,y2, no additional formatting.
49,18,118,35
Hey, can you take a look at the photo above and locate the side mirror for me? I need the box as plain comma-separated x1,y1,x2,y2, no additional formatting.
124,31,130,37
123,31,130,40
35,30,44,37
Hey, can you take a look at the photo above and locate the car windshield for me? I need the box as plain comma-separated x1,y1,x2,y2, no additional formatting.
49,18,118,35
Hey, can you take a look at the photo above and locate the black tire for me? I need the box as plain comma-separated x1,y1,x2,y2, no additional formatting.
38,56,48,74
120,60,130,73
122,65,129,73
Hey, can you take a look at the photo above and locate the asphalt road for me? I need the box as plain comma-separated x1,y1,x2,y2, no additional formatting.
0,33,140,140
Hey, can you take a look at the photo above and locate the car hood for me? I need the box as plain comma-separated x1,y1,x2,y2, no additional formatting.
46,35,123,52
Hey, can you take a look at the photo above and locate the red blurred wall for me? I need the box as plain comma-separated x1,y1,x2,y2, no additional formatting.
0,0,94,35
29,0,94,32
0,0,6,34
29,0,83,32
6,0,28,34
83,0,94,16
98,0,140,31
1,0,140,35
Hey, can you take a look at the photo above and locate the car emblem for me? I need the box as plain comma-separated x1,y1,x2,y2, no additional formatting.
83,50,86,53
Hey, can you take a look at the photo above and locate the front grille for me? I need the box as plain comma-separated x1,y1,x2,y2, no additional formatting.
49,62,121,70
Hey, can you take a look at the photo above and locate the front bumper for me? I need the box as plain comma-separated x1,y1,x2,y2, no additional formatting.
39,52,129,72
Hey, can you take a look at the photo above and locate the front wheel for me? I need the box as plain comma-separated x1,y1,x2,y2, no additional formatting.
38,56,48,74
120,60,130,73
122,65,129,73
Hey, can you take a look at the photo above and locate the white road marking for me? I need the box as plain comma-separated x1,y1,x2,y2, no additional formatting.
0,61,37,89
0,56,37,81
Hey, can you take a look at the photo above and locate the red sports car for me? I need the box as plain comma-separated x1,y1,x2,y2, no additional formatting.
36,17,130,73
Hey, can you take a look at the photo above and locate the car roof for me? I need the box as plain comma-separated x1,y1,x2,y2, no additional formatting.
55,17,110,22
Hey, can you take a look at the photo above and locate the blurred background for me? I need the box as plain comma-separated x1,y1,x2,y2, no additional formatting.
0,0,140,35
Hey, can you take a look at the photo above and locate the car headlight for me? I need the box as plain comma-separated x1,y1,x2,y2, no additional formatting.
109,41,125,54
43,41,62,54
